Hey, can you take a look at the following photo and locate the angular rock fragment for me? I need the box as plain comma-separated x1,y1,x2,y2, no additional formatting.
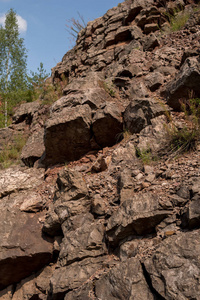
50,256,111,299
185,196,200,229
124,98,166,134
59,216,106,265
106,193,171,246
43,168,90,235
164,56,200,110
95,258,154,300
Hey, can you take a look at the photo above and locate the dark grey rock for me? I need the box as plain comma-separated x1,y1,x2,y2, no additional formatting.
124,98,166,134
164,56,200,110
144,229,200,299
95,258,154,300
106,192,171,246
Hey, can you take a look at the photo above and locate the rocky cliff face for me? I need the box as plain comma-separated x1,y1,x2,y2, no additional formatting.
0,0,200,299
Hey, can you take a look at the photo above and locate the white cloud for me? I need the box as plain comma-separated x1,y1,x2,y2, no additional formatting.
0,13,27,33
16,15,27,33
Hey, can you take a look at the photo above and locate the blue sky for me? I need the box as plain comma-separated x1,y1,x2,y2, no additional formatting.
0,0,120,75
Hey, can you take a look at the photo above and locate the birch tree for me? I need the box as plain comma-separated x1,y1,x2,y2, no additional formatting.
0,9,27,127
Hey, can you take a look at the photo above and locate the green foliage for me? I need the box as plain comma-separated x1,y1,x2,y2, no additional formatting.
0,134,27,169
103,81,116,97
27,62,50,102
0,9,28,127
136,147,157,165
169,9,190,32
166,98,200,156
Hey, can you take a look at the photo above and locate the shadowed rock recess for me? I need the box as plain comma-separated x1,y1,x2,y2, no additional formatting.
1,0,200,299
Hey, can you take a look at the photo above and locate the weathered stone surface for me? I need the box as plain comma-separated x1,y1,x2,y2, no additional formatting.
43,168,89,235
0,286,12,300
0,166,53,290
145,71,164,91
91,194,107,215
65,282,94,300
144,229,200,299
44,104,92,166
0,166,44,198
186,196,200,229
21,127,45,167
19,190,44,212
106,192,171,246
124,98,165,134
59,215,106,266
12,101,41,124
0,205,53,290
92,102,123,148
137,115,169,153
165,56,200,110
143,32,159,51
11,265,54,300
50,256,111,299
95,258,154,300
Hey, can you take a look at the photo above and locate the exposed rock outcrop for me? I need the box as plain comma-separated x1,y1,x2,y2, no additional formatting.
1,0,200,299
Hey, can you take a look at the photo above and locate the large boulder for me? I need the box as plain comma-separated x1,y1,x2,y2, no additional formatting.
0,167,53,290
144,229,200,299
164,56,200,110
44,73,124,166
0,200,53,290
44,104,92,166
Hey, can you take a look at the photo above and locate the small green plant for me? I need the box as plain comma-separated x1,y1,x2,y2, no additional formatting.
163,7,190,32
166,98,200,157
0,134,27,169
103,81,116,97
170,10,190,31
136,147,157,165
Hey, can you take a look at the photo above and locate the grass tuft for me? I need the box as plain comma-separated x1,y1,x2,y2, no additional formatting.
0,134,27,169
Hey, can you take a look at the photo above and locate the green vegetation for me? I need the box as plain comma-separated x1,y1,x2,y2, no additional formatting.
168,9,190,32
166,98,200,156
0,134,27,169
136,147,158,165
0,9,59,129
27,62,50,102
103,81,116,97
0,9,28,127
